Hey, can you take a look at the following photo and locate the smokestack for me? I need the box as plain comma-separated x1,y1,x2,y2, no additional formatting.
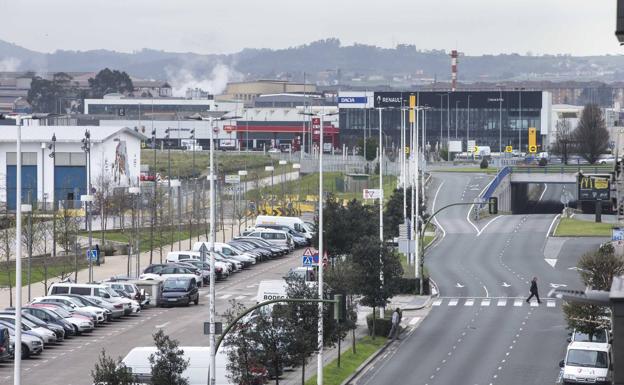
450,50,458,92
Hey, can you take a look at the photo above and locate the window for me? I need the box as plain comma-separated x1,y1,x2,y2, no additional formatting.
51,286,69,294
276,234,286,240
150,265,163,274
221,248,232,255
162,267,175,274
70,287,91,295
179,254,190,260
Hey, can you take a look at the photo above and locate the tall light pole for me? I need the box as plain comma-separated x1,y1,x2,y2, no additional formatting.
187,112,240,385
48,134,57,266
279,160,287,203
265,165,275,211
14,116,23,385
190,128,196,249
438,94,444,152
128,187,141,277
81,129,93,282
498,86,504,157
378,106,385,319
516,87,524,153
467,95,471,147
300,109,337,385
446,92,450,152
238,169,248,233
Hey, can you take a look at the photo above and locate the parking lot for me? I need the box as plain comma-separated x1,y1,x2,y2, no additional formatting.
0,247,303,385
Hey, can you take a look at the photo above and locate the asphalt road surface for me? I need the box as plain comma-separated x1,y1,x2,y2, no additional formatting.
0,250,303,385
355,172,603,385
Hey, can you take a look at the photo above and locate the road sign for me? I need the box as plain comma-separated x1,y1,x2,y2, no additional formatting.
225,174,240,184
613,227,624,241
473,145,479,154
86,249,98,262
363,189,382,200
467,140,476,153
528,145,537,153
560,190,573,205
505,145,513,153
578,174,610,201
404,146,410,155
302,255,314,266
528,127,537,148
302,247,319,265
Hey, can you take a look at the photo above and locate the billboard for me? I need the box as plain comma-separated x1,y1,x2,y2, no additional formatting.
338,91,373,109
449,140,463,153
373,92,416,108
219,139,237,148
578,174,610,201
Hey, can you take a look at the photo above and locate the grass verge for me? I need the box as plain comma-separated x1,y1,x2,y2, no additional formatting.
0,258,87,288
304,336,387,385
553,218,612,237
83,225,206,253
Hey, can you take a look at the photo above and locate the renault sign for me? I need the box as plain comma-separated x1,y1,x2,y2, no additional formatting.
374,92,415,108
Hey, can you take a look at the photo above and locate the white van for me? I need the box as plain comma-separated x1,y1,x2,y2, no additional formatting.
166,251,202,263
48,282,134,315
255,216,313,237
256,280,288,303
560,341,612,384
246,228,292,249
122,346,233,385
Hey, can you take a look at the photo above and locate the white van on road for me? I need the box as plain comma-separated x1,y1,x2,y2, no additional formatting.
560,341,612,385
256,215,314,238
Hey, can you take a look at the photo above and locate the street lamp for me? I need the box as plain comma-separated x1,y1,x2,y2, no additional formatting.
300,109,338,385
150,129,156,264
278,160,287,204
81,129,94,282
238,170,248,232
48,134,57,264
128,186,141,277
186,112,240,385
497,85,504,159
265,165,275,210
292,163,301,214
515,87,525,153
189,128,196,249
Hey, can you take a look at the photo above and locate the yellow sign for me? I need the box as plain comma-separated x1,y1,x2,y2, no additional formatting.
405,146,410,155
580,176,592,189
505,146,513,153
473,146,479,153
594,178,609,190
528,127,537,148
409,94,416,123
529,145,537,153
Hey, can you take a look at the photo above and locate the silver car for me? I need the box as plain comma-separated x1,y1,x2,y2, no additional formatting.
0,315,56,345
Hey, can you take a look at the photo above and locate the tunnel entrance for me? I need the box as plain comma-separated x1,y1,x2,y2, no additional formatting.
511,183,577,214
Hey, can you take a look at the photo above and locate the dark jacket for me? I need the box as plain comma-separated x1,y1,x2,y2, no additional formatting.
530,280,538,294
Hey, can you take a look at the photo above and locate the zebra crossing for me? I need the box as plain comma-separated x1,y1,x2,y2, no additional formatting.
204,291,256,301
431,297,557,308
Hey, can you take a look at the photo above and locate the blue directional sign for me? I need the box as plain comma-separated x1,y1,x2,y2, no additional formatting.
86,249,98,262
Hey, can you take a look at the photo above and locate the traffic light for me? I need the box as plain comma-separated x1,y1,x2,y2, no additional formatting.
333,293,346,322
488,197,498,215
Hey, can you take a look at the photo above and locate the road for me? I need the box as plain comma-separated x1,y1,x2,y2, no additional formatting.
355,172,603,385
0,250,303,385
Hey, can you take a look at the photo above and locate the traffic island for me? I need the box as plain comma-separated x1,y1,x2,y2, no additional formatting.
553,218,612,237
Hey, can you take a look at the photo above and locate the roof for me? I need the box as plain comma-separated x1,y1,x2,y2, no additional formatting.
0,126,147,143
567,341,610,351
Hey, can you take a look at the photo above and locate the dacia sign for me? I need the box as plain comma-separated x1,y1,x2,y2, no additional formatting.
338,92,373,109
339,96,367,104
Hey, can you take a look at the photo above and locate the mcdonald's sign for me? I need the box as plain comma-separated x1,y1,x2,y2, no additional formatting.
578,174,611,201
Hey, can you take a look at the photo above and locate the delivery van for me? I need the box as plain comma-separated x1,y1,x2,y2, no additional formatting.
559,341,612,385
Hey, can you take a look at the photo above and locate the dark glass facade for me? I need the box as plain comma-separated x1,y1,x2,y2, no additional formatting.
88,103,210,118
339,91,544,152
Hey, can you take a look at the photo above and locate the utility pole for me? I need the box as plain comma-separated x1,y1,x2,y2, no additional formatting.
402,107,407,222
378,107,385,319
208,117,217,385
81,130,93,282
415,105,420,288
14,116,23,385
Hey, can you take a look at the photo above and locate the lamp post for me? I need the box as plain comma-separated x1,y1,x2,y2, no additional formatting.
292,163,301,214
150,129,156,264
278,160,287,204
467,95,471,148
48,134,56,266
265,165,275,211
446,93,450,152
165,129,173,250
378,107,385,319
300,109,338,385
516,87,525,153
238,170,248,233
81,129,93,282
128,186,141,277
498,86,504,158
190,129,196,249
186,112,240,385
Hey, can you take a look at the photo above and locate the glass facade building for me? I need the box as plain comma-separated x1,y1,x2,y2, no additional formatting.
338,90,549,152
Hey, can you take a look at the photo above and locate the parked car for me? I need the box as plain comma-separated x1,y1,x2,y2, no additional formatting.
568,328,610,344
21,306,76,337
181,259,225,281
31,296,107,324
28,303,94,335
0,321,43,358
103,281,150,307
100,286,141,314
140,264,201,286
0,310,64,342
0,314,57,345
256,225,308,247
62,294,123,320
0,326,10,362
160,277,200,307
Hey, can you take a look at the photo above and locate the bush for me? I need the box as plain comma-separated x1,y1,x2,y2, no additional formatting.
366,313,393,337
395,277,430,295
538,157,548,166
480,158,489,169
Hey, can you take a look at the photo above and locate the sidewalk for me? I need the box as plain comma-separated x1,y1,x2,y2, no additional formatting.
0,225,239,308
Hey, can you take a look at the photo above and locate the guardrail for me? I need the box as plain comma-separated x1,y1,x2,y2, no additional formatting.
510,164,613,174
481,166,512,201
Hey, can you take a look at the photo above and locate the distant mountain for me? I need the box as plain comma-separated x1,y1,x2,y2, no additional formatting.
2,38,624,89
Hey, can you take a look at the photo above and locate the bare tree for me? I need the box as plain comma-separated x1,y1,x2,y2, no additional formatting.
551,118,574,165
57,201,79,255
94,172,114,247
574,104,610,164
0,213,13,307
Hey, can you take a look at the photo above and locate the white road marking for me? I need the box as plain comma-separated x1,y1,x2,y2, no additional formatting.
432,299,443,306
455,282,465,288
448,299,458,306
497,299,507,306
155,322,170,328
409,317,421,325
219,294,232,299
234,295,246,300
538,183,548,201
476,215,503,236
545,258,557,268
547,301,556,308
501,282,511,287
466,178,494,233
482,285,489,298
550,283,567,289
513,299,523,307
464,299,474,306
431,181,446,239
546,214,561,238
530,301,539,307
481,299,491,306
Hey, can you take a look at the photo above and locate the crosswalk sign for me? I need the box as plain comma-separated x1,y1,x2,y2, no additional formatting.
302,255,313,266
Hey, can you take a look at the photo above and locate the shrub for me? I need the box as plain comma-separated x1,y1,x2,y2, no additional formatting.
366,313,393,337
538,157,548,166
480,158,489,169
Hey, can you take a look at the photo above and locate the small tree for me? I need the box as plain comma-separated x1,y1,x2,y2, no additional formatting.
574,104,609,164
91,349,136,385
149,329,189,385
57,202,79,255
551,119,574,165
578,244,624,291
563,303,610,342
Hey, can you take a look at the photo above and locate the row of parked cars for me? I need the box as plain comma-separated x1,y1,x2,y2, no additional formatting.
559,325,613,385
136,217,316,307
0,280,148,361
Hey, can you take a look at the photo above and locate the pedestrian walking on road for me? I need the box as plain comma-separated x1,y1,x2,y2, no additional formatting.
95,244,101,266
388,308,401,340
526,277,541,304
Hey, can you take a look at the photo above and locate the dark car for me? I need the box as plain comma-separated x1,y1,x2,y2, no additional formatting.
22,306,76,337
0,326,10,362
160,277,199,307
0,310,65,342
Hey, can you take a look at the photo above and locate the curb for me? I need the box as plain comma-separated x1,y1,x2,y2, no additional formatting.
340,339,393,385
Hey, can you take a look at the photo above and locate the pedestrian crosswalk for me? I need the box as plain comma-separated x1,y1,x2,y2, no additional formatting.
431,297,557,308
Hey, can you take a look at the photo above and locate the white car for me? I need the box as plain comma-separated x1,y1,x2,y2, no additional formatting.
32,296,107,324
140,264,200,286
101,287,141,314
268,148,281,153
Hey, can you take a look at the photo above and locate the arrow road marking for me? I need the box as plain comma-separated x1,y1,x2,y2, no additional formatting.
568,267,582,271
155,322,170,329
545,258,557,268
455,283,465,288
502,282,511,288
550,283,568,289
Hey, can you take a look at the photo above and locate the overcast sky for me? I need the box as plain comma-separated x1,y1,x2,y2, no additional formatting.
0,0,620,56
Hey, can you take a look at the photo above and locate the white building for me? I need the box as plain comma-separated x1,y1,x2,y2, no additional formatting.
0,125,145,209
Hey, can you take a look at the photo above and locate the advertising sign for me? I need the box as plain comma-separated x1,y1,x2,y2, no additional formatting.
220,139,236,148
449,140,463,153
578,174,611,201
339,96,367,104
373,92,415,108
612,227,624,241
467,140,476,153
225,174,240,184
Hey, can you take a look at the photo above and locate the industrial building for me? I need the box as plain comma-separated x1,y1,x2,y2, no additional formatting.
338,90,552,153
0,125,145,210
